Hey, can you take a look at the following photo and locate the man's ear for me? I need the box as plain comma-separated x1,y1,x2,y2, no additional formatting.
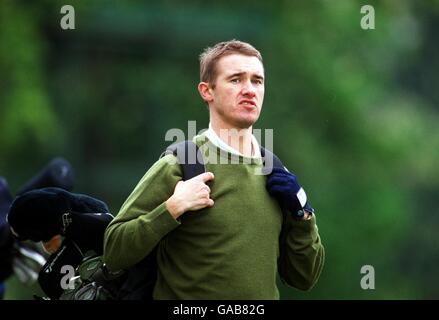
198,82,214,103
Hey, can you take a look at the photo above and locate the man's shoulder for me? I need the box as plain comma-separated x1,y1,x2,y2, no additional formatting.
154,152,180,170
138,152,182,183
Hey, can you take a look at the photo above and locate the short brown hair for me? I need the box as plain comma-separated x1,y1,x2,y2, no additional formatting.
199,40,263,87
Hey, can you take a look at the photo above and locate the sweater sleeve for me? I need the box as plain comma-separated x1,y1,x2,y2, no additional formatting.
103,154,182,271
278,214,325,291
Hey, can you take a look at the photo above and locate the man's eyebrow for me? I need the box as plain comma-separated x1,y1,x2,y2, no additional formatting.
225,72,265,80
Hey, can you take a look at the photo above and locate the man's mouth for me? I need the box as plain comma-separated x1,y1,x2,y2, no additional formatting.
239,100,257,108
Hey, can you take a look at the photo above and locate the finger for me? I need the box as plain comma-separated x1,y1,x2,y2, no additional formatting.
192,198,214,211
193,172,215,183
267,188,282,196
266,177,290,190
203,185,211,193
268,184,289,192
266,185,288,196
268,170,297,181
267,174,294,184
174,180,184,190
200,196,213,204
199,190,210,198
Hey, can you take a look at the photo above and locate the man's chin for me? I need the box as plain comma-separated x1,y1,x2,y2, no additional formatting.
235,116,259,129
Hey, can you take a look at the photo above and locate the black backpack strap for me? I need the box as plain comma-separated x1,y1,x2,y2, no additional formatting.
260,147,285,172
163,140,206,181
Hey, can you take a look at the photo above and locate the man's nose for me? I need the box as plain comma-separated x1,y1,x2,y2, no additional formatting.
241,80,256,97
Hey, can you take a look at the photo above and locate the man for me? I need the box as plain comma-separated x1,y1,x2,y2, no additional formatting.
103,40,324,299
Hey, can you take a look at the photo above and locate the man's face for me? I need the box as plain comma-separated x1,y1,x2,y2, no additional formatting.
207,54,265,129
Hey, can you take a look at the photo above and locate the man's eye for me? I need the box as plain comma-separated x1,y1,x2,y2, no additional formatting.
253,79,263,85
231,78,240,83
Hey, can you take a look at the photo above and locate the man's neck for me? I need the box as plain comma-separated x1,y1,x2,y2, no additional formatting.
210,121,254,157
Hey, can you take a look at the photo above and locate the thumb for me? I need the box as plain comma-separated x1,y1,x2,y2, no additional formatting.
192,172,215,183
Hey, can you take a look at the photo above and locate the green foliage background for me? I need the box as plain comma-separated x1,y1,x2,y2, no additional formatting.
1,0,438,299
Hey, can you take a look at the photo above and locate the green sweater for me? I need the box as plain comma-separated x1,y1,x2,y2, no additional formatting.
103,135,324,299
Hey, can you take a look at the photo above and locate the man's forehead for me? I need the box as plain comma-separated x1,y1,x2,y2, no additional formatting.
217,54,264,77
